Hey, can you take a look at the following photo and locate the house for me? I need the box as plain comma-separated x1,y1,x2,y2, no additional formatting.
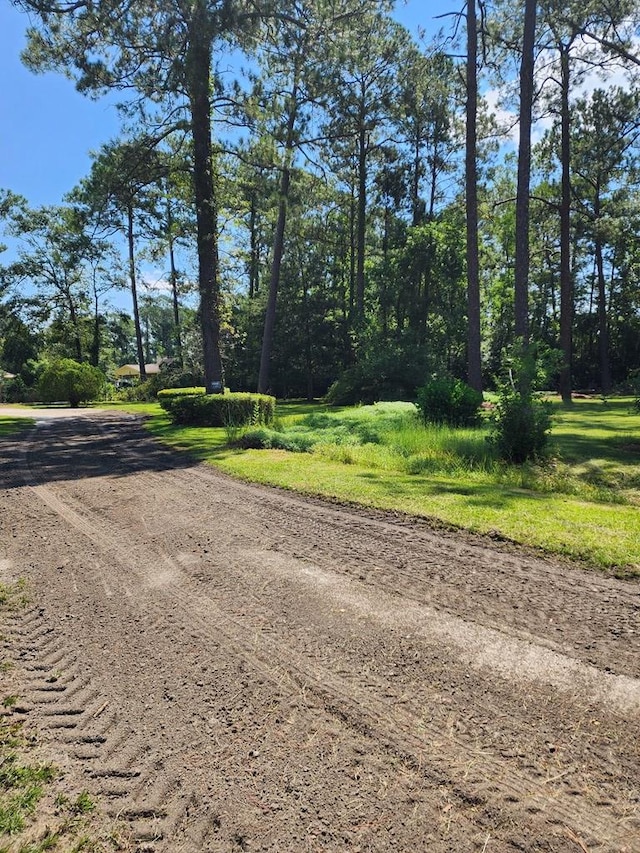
114,359,173,387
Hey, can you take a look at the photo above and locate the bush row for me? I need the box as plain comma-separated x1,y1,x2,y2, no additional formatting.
160,392,276,427
156,386,206,401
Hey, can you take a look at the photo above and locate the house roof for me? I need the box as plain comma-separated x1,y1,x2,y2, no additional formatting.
115,363,163,377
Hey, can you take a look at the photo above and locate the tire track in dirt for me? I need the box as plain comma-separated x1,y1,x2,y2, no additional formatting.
3,600,200,851
100,435,640,681
107,460,640,716
19,456,639,850
4,434,221,851
4,414,638,850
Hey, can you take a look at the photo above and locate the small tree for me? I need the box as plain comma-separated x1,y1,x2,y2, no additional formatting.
38,358,105,408
489,346,553,464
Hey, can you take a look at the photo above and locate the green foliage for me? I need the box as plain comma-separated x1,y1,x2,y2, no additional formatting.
325,351,426,406
416,377,483,426
37,358,105,407
118,369,205,402
489,388,552,464
499,341,562,395
627,368,640,411
1,376,28,404
233,403,496,469
488,344,554,464
157,386,206,402
235,427,316,452
162,392,275,427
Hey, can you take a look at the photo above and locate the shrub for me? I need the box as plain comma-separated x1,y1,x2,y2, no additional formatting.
625,368,640,412
487,342,554,464
2,375,31,403
162,392,275,427
157,387,206,404
38,358,106,407
416,377,483,427
118,369,205,402
234,428,315,452
325,352,427,406
489,389,552,464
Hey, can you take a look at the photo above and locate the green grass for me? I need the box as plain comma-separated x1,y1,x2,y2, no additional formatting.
136,397,640,575
0,417,34,437
0,580,29,609
0,728,113,853
0,746,57,836
0,581,53,843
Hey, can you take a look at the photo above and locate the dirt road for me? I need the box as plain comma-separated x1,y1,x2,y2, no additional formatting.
1,412,639,852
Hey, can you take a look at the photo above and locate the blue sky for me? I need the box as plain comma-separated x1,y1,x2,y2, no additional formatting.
0,1,451,315
0,1,442,208
0,5,120,205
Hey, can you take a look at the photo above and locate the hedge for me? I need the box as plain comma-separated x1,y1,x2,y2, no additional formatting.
157,386,206,402
160,392,276,427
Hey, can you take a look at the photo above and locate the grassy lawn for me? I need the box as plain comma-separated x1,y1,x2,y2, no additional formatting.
0,417,33,437
2,398,638,575
134,396,640,576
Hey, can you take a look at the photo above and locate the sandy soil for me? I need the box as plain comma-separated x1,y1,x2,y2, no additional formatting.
0,411,638,852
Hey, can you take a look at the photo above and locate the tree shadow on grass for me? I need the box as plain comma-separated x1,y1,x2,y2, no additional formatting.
554,431,640,465
356,470,548,510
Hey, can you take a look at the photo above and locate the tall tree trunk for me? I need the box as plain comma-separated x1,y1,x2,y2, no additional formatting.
91,279,100,368
67,292,83,364
594,238,612,394
591,188,612,393
514,0,537,345
558,43,573,404
248,193,259,298
381,204,390,337
412,129,422,226
302,270,314,401
258,79,298,395
428,139,439,220
166,201,183,367
144,312,151,364
349,181,356,321
355,91,368,322
466,0,482,392
188,7,224,393
127,203,146,380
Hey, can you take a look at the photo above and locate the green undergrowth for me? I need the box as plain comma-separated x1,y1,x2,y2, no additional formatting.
136,397,640,576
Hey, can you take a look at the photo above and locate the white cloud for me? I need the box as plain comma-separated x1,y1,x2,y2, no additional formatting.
141,272,173,294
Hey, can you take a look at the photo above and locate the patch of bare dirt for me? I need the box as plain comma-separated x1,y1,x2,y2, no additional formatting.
1,412,639,852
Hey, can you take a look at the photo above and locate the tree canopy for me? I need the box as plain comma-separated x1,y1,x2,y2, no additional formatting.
3,0,640,401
